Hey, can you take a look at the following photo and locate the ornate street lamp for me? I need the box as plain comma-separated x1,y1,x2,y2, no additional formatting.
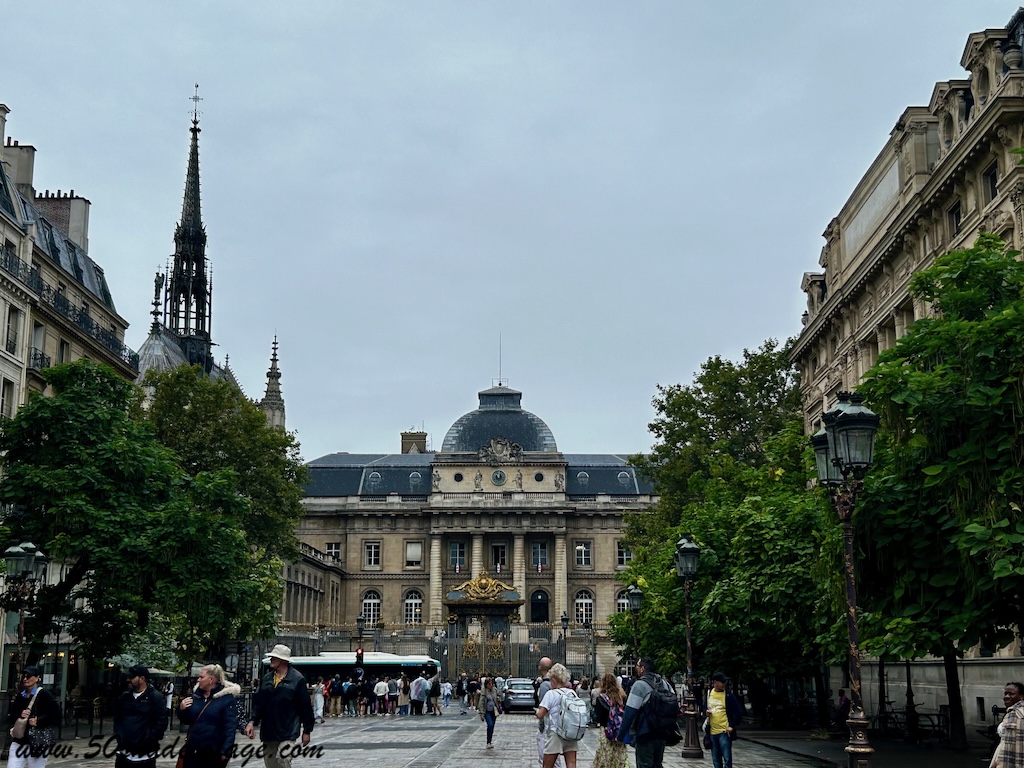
3,542,47,678
356,613,366,641
674,535,703,759
625,584,643,654
811,391,879,768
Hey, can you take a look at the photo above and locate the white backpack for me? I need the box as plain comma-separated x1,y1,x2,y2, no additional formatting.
554,689,589,741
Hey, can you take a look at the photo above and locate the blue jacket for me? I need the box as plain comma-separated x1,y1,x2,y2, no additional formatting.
179,682,240,765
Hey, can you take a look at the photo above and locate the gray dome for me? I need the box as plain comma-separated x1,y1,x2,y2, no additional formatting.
441,386,557,453
135,325,189,382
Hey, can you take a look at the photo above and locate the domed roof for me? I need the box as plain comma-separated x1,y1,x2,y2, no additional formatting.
135,325,189,382
441,385,557,453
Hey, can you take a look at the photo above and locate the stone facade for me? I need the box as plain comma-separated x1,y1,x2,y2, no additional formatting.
792,13,1024,433
0,103,138,413
792,11,1024,731
278,384,655,677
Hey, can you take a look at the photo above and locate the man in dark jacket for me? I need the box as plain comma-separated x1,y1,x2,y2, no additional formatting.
617,657,675,768
244,645,314,768
114,664,168,768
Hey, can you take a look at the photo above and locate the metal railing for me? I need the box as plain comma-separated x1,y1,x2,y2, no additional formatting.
0,246,139,371
28,347,51,370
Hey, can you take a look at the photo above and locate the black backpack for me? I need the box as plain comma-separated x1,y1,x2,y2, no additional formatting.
642,675,679,739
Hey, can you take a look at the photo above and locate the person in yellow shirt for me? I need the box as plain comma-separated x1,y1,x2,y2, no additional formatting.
704,672,742,768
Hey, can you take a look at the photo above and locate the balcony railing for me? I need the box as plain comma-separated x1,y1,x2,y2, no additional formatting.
28,347,51,371
0,246,139,371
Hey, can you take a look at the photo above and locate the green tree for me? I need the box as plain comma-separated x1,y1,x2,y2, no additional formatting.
0,361,185,659
140,366,307,562
857,233,1024,749
0,361,288,663
623,340,840,703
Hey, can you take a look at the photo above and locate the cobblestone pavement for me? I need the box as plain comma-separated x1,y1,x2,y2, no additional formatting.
41,711,831,768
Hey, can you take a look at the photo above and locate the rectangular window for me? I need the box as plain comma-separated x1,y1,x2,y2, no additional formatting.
363,541,381,569
532,542,548,569
948,200,962,237
5,305,20,356
325,542,341,559
58,339,70,364
0,379,14,419
492,543,507,570
617,542,633,567
983,163,999,205
405,540,423,568
449,541,466,570
575,541,592,568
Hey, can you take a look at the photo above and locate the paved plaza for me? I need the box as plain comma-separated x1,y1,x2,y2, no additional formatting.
37,711,999,768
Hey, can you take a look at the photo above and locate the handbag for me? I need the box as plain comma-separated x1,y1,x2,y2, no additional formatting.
703,730,712,750
29,725,58,750
9,690,39,740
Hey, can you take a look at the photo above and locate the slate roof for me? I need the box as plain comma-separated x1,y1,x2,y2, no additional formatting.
441,385,557,453
19,192,118,311
303,452,653,497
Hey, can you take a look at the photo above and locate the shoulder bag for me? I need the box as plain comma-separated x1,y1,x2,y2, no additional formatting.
176,695,213,768
10,690,39,740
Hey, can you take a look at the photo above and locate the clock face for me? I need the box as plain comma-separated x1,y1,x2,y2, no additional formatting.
491,469,507,486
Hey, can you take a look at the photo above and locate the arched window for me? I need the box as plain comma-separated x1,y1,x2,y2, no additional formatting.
361,590,381,625
530,590,550,624
616,590,629,614
574,589,594,625
404,590,423,624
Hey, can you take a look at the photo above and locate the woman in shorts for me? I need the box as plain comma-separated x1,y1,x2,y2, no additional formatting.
536,663,579,768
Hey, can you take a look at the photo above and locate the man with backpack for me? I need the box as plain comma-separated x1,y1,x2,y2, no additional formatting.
704,672,743,768
329,675,343,717
616,657,679,768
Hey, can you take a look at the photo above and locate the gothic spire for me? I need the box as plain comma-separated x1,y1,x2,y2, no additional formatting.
167,84,213,374
260,337,286,430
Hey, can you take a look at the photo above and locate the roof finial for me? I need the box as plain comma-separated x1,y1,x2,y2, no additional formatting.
492,333,508,388
151,271,164,331
190,83,202,126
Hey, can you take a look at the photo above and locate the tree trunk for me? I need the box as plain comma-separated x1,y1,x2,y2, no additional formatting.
942,650,967,750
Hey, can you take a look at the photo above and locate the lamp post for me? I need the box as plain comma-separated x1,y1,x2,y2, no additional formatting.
811,391,879,768
625,584,643,658
583,620,596,680
3,542,48,679
560,611,569,665
675,535,703,759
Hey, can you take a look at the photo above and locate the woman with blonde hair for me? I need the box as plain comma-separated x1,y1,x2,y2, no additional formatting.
535,663,580,768
179,664,240,768
592,673,627,768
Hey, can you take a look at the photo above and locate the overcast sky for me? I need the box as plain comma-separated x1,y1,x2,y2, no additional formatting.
2,2,1013,461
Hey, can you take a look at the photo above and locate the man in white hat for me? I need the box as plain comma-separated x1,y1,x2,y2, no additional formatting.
244,644,314,768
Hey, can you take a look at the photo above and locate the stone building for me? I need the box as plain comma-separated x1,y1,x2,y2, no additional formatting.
790,8,1024,729
792,10,1024,432
0,103,139,413
0,101,140,695
281,382,656,678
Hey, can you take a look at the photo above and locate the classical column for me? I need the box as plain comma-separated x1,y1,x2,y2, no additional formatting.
554,534,568,622
472,533,484,577
429,534,443,623
513,534,526,617
893,309,906,340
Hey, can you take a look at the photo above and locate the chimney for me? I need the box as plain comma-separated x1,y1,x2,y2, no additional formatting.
33,191,91,253
0,104,8,149
402,431,428,454
2,137,36,198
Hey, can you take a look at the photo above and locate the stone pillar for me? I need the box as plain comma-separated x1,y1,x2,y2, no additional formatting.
893,309,906,340
514,534,526,618
554,534,567,623
472,533,484,577
429,534,443,623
